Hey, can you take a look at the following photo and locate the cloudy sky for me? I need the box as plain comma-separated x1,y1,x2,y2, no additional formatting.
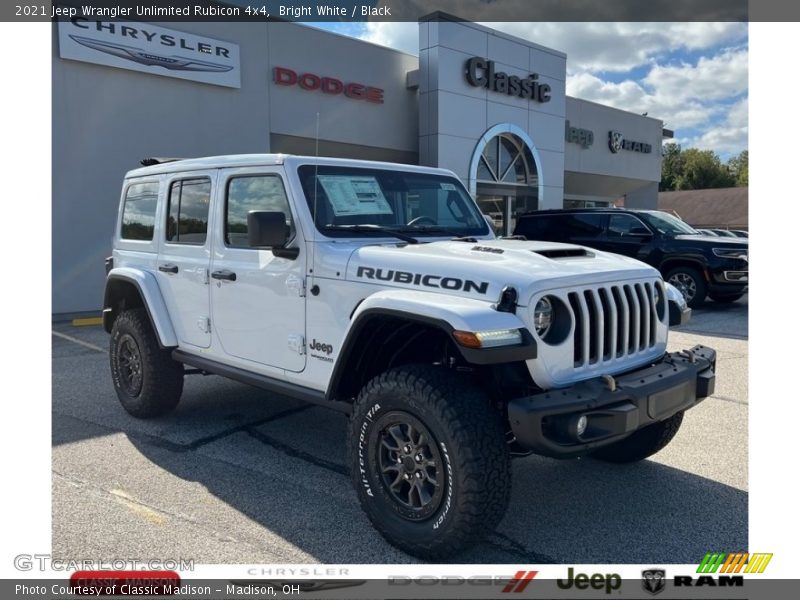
310,22,748,158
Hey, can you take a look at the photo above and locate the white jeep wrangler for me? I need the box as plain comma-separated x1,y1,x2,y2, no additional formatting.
104,154,715,559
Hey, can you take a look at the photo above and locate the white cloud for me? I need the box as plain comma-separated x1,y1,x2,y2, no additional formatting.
360,22,417,54
644,48,748,101
357,22,746,74
680,97,748,155
566,48,748,129
352,21,748,154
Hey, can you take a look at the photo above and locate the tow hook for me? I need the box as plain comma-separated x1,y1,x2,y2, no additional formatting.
601,374,617,392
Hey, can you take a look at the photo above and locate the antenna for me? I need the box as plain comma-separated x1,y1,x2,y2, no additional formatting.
310,112,320,287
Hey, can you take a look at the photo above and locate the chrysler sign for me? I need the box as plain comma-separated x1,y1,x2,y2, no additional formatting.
58,19,241,88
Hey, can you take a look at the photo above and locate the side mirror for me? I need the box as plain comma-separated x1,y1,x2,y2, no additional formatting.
247,211,298,259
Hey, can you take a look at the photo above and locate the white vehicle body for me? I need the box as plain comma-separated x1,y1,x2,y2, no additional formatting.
107,154,671,396
104,154,713,560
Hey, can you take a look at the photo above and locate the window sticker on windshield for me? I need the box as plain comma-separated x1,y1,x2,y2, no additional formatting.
317,175,393,216
440,182,457,191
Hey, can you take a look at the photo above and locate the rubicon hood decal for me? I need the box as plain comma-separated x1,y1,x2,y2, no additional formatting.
356,266,490,295
69,35,234,72
346,239,660,302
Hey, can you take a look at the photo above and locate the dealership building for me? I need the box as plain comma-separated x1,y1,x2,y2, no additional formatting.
53,14,668,315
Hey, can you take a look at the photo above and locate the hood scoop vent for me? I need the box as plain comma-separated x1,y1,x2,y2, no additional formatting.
531,247,594,259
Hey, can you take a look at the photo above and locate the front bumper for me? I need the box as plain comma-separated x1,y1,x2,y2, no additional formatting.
508,345,716,458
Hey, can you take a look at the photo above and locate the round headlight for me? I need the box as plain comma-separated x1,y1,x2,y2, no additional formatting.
533,297,554,337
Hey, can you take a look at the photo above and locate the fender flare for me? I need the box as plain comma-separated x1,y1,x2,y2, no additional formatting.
103,268,178,348
326,290,536,402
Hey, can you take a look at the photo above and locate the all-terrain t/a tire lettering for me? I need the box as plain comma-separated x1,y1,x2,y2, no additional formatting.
348,364,511,560
110,308,184,418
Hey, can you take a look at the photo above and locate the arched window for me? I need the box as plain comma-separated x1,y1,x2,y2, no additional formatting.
476,133,539,188
470,125,542,235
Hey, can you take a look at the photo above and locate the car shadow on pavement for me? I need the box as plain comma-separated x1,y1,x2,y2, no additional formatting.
113,408,746,565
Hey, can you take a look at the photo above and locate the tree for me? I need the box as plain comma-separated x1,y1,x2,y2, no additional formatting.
660,145,741,190
678,149,735,189
660,143,684,191
727,150,748,187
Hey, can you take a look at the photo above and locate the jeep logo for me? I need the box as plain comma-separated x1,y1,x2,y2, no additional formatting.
356,266,489,295
309,339,333,355
557,568,621,594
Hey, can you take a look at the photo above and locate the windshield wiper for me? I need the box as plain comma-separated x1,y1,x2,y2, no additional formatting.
399,225,477,241
321,224,419,244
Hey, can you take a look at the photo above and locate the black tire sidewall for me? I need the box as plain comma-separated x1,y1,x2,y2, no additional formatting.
666,266,707,308
353,392,460,547
710,293,744,303
109,308,182,418
110,317,147,408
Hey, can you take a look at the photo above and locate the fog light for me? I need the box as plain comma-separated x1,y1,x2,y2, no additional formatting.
576,415,588,437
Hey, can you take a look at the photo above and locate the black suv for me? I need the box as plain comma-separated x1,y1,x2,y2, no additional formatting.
514,209,748,307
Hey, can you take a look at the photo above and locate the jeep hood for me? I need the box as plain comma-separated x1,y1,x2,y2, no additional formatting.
345,239,660,306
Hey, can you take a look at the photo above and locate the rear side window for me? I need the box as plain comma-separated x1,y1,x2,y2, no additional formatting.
225,175,294,248
120,182,159,241
166,178,211,244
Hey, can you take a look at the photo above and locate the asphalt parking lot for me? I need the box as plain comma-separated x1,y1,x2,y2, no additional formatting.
52,296,747,564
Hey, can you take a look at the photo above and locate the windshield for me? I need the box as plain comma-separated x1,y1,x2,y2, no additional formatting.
297,165,491,238
640,211,698,235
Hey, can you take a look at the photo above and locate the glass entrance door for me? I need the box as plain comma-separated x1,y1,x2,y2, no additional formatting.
476,185,538,236
474,132,539,236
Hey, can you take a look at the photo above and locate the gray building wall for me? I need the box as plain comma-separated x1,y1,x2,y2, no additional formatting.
52,21,272,315
564,96,663,202
418,19,567,208
267,23,419,160
52,19,665,315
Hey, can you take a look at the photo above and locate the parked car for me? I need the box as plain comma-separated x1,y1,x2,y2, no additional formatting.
730,230,749,238
514,209,748,307
711,228,739,238
695,228,719,237
103,155,713,559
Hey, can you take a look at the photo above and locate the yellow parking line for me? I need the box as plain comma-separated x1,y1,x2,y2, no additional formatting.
72,316,103,327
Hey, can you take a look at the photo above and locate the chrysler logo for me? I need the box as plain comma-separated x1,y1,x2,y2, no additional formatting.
69,35,233,72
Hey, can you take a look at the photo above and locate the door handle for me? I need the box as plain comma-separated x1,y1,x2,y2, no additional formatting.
159,263,179,274
211,269,237,282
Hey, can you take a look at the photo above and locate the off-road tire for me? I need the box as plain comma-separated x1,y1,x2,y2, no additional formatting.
591,411,684,463
110,308,184,418
665,266,707,308
348,364,511,560
709,292,744,304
